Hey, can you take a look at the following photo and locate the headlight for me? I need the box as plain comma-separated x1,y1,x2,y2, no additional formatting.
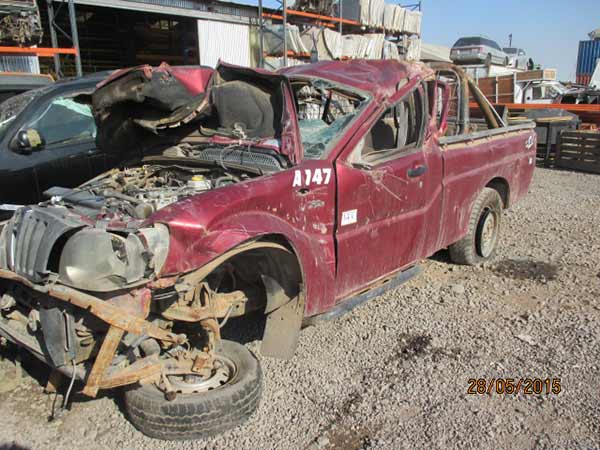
58,224,169,292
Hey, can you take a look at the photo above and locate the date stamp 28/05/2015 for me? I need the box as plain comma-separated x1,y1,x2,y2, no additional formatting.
467,378,561,396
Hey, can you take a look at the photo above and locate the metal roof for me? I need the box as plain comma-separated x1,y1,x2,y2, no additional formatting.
71,0,260,24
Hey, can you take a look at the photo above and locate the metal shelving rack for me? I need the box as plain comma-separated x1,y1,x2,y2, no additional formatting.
0,0,81,78
257,0,422,68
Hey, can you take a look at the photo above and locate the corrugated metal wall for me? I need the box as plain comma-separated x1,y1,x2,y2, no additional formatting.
197,20,250,67
0,56,41,74
576,40,600,77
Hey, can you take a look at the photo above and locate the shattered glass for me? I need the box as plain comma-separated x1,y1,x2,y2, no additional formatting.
299,114,355,159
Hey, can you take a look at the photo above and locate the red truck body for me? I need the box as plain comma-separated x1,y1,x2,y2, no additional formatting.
0,61,536,436
148,60,536,317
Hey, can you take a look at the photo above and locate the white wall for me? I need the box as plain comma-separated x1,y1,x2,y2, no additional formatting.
197,20,250,68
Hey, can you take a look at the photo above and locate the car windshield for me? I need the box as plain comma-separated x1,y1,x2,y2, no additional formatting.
0,90,40,142
503,48,518,54
293,81,366,159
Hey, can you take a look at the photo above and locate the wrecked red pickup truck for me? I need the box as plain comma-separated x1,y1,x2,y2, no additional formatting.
0,60,536,440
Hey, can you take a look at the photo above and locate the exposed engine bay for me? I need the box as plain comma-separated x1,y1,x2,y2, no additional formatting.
43,143,286,221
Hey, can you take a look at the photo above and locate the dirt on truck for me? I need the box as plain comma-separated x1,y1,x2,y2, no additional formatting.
0,59,536,440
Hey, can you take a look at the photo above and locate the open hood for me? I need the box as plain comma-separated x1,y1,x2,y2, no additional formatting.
91,62,301,164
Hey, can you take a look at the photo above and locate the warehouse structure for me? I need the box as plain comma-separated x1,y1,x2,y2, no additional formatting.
0,0,421,78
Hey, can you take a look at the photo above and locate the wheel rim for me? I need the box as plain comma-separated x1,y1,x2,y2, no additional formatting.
167,355,237,394
477,209,498,258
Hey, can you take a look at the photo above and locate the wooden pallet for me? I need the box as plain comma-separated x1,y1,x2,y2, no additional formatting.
556,131,600,174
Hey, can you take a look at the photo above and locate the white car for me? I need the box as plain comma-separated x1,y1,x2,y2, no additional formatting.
503,47,530,70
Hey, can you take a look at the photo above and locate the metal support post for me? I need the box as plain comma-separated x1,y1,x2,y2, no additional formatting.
46,1,61,76
67,0,82,77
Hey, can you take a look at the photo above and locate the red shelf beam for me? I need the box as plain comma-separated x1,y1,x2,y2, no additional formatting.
0,46,77,57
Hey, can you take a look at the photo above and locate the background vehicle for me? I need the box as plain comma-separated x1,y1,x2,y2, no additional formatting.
0,61,536,440
0,73,53,103
0,72,120,215
450,36,508,66
503,47,530,70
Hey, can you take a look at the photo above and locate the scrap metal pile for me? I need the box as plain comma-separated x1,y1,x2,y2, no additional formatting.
0,0,43,46
264,0,421,69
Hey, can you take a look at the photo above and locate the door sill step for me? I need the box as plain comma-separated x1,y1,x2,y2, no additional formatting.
304,265,421,325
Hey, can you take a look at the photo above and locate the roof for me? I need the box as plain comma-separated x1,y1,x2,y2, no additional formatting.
279,59,431,99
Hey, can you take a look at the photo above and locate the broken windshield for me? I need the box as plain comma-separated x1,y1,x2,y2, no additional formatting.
292,82,366,159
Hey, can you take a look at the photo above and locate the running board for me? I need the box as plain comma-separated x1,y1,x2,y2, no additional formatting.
304,265,421,325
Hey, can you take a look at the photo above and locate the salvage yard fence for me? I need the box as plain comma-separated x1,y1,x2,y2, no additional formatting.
555,131,600,174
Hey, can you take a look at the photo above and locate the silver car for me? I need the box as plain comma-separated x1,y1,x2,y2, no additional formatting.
503,47,530,70
450,36,508,66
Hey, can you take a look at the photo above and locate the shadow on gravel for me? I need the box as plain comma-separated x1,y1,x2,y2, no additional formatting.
0,342,120,421
428,249,452,264
491,259,559,282
220,310,266,345
0,444,32,450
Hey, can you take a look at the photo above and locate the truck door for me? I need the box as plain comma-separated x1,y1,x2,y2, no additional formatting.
334,84,441,301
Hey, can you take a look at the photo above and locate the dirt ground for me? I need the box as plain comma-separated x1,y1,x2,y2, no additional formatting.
1,166,599,450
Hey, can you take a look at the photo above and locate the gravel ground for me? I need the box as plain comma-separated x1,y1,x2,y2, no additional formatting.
1,167,599,450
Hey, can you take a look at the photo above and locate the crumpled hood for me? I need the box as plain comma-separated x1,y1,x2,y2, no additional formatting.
91,62,301,164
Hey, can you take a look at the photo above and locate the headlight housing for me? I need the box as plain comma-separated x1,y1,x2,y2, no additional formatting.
58,224,169,292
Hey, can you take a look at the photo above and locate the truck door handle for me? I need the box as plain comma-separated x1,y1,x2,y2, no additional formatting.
407,165,427,178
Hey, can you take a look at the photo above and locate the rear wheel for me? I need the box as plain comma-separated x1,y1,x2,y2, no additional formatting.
449,188,502,265
123,340,262,440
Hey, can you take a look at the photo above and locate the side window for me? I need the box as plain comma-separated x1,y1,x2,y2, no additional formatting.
360,88,424,161
25,95,96,147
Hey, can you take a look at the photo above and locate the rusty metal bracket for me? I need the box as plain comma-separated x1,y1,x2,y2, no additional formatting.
0,269,185,345
98,355,162,390
82,326,125,397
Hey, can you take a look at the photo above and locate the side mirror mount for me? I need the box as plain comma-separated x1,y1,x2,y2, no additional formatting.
13,129,45,154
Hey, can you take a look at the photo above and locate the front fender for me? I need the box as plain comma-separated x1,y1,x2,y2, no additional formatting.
168,212,335,317
150,160,337,316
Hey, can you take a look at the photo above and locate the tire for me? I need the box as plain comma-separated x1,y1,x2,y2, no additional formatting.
123,340,262,440
485,54,492,66
504,56,510,66
449,188,502,265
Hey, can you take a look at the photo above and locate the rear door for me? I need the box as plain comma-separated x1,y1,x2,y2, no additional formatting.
333,84,433,300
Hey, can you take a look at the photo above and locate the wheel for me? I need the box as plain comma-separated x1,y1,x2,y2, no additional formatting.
123,340,262,440
449,188,502,265
504,56,510,66
485,54,492,66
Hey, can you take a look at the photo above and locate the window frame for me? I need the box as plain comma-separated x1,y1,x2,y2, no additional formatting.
291,77,371,161
19,90,96,149
349,83,428,167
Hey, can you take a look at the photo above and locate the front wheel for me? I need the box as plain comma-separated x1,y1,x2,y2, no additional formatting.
449,188,502,265
123,340,262,440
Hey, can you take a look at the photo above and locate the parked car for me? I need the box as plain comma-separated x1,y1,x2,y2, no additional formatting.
0,60,536,440
450,36,508,66
0,72,53,104
503,47,529,70
0,72,133,218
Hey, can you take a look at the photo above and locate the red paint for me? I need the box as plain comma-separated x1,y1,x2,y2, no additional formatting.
148,60,536,318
